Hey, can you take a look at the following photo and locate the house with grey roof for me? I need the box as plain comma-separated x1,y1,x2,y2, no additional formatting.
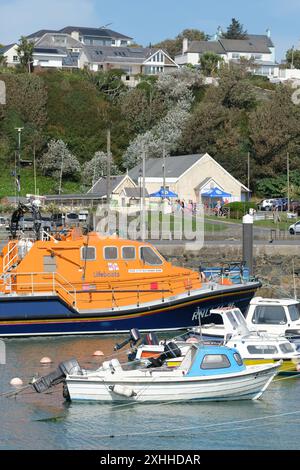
129,153,250,203
83,46,178,78
175,31,278,78
27,26,132,47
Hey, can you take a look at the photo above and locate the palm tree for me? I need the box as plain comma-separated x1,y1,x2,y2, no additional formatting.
199,52,222,76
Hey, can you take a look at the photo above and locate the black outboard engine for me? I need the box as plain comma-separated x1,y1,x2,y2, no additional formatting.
32,358,82,394
114,328,141,351
147,342,182,368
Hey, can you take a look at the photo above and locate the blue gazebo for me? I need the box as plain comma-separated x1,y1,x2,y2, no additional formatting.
201,187,232,198
149,187,178,198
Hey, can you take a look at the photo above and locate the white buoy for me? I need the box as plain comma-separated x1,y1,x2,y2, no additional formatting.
93,350,104,357
40,357,52,364
10,377,23,386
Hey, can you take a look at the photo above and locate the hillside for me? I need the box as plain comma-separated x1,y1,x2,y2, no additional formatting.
0,66,299,198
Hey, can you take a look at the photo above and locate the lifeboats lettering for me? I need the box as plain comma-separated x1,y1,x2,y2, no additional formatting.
128,269,163,273
94,271,120,278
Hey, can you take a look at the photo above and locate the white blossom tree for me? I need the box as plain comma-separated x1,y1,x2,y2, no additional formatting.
41,139,81,180
82,151,118,188
122,69,202,169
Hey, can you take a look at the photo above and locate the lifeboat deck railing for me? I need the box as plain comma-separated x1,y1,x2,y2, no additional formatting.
2,271,78,310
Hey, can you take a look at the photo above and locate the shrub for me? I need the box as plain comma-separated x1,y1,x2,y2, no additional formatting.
223,201,256,219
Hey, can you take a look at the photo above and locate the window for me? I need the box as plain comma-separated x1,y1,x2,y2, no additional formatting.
247,345,278,354
252,306,287,325
289,304,300,321
280,343,295,354
122,246,135,260
234,352,243,366
13,56,18,62
81,246,96,261
226,311,239,330
232,53,240,59
201,354,231,370
140,246,163,265
104,246,118,260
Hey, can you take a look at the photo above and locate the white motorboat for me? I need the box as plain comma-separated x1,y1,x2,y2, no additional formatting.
133,308,300,375
62,344,279,402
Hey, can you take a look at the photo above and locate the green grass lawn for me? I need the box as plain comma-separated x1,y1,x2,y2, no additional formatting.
0,168,82,199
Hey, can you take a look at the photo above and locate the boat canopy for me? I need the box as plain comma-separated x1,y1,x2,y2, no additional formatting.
186,345,246,377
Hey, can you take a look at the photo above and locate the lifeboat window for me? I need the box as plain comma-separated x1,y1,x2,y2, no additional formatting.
122,246,135,260
247,345,278,354
200,354,231,370
104,246,118,260
43,255,57,273
81,246,96,261
140,246,163,265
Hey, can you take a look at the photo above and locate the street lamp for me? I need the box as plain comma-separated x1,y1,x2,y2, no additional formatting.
15,127,24,202
58,153,64,195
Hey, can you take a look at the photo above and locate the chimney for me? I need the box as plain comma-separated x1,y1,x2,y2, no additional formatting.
266,28,271,38
71,30,80,41
182,38,189,54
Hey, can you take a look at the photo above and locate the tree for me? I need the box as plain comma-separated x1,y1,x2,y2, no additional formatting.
82,151,118,188
222,18,248,39
41,139,81,185
0,55,7,67
286,48,300,69
17,36,34,72
248,86,300,177
200,52,222,76
153,28,208,58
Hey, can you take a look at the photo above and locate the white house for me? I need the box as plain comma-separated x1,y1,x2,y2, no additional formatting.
83,46,179,77
129,153,250,203
0,44,20,67
175,31,277,78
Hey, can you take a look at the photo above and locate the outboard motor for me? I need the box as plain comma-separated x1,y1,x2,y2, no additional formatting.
32,358,82,394
147,342,181,368
114,328,141,351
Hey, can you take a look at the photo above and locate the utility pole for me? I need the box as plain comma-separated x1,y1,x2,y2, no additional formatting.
58,153,64,195
15,127,23,203
162,141,166,196
287,152,290,212
106,129,111,207
33,141,37,195
291,46,295,69
247,151,250,192
141,150,146,241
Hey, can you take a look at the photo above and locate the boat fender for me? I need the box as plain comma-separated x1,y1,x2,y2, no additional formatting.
110,384,136,398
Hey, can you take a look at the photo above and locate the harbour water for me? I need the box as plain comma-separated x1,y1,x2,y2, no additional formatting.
1,334,300,450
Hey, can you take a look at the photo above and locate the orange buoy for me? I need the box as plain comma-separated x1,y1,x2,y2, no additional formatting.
93,350,104,357
40,357,52,364
10,377,23,386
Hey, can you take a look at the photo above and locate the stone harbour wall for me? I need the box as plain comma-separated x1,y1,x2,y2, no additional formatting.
157,244,300,298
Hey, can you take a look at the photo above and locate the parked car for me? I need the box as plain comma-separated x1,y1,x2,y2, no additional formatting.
290,201,300,215
0,217,6,229
289,220,300,235
258,199,278,211
19,216,34,231
65,212,79,226
51,213,65,228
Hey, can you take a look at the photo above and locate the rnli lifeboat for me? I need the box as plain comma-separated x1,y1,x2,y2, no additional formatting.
0,205,261,337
